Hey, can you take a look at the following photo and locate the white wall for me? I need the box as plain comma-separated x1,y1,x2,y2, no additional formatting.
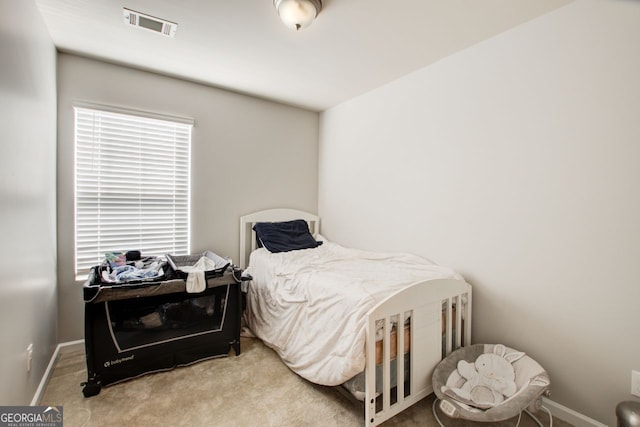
319,0,640,425
57,54,318,341
0,0,58,405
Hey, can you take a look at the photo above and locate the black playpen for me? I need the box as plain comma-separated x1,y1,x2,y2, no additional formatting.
81,256,242,397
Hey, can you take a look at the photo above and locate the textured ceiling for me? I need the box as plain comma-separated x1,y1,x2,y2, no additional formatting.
35,0,573,111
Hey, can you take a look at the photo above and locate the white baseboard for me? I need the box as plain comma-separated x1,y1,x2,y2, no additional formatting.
31,339,85,406
542,397,608,427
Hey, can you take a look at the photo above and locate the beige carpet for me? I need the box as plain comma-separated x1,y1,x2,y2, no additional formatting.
40,337,572,427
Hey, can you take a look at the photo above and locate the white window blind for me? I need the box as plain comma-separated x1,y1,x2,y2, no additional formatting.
74,106,191,277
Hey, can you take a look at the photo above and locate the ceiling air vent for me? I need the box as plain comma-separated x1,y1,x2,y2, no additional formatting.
123,8,177,38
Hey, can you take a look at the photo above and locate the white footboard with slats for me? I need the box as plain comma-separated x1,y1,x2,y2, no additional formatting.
365,278,471,426
239,209,472,426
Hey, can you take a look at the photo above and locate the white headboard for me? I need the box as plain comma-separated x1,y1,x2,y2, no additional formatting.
239,208,320,269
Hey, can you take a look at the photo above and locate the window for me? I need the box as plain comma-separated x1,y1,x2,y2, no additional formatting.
74,106,192,278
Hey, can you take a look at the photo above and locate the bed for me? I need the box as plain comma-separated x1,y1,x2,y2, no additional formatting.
239,209,472,426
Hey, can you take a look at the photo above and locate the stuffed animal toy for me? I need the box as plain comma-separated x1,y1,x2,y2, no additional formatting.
445,344,525,409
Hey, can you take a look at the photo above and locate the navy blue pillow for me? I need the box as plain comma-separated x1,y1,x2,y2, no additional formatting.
253,220,321,253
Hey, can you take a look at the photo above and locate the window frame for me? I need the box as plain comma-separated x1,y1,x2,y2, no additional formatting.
73,103,193,279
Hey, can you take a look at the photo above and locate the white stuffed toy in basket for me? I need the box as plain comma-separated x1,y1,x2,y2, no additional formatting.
432,344,551,425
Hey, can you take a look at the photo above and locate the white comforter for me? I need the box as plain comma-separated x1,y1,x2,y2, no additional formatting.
244,238,463,386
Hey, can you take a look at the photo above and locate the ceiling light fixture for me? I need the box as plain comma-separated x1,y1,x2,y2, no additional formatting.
274,0,322,31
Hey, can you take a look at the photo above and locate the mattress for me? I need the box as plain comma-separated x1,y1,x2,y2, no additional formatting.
243,237,463,386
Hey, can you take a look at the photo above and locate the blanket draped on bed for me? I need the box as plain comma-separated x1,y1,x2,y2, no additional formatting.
244,238,463,386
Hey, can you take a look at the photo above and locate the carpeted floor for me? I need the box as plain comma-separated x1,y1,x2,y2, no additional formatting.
40,337,572,427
